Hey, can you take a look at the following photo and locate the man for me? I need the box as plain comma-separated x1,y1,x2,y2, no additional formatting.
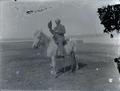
48,18,66,57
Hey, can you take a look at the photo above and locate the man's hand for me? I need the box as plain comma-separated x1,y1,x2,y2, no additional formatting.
48,20,52,29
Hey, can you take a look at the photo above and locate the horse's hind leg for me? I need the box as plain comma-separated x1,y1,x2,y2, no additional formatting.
71,51,77,72
50,56,57,77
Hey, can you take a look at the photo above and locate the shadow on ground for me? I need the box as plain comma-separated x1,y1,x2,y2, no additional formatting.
56,62,87,78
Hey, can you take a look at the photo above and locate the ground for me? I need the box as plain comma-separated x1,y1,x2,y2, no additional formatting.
0,41,120,91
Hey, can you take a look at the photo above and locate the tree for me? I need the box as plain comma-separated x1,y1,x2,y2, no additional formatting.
97,4,120,38
97,4,120,73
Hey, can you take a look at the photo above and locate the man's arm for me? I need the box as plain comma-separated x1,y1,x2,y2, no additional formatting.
48,21,55,35
49,28,55,35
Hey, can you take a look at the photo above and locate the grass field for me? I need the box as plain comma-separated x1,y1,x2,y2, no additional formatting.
0,41,120,91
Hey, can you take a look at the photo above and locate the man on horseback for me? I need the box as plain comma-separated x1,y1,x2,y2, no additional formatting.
48,18,66,57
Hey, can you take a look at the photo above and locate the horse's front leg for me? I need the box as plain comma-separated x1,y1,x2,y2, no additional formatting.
50,56,57,77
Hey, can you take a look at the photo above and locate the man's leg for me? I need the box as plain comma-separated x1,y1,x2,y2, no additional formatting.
56,42,65,57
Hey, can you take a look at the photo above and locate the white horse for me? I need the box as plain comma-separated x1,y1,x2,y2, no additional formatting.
32,30,77,77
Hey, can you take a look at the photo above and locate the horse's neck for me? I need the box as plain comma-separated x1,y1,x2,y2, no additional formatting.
49,38,56,44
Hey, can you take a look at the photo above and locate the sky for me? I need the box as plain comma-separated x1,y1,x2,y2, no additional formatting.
0,0,120,39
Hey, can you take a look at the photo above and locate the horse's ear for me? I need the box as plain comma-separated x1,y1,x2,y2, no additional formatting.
33,30,39,38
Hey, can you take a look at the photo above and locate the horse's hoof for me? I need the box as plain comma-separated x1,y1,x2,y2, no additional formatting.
51,70,57,75
50,71,58,78
50,70,53,74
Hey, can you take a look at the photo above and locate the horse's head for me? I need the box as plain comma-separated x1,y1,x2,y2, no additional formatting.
32,30,50,49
